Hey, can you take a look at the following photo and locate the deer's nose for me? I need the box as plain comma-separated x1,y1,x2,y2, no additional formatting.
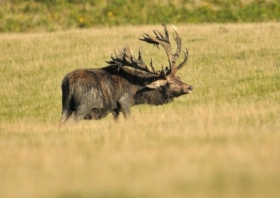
188,86,193,91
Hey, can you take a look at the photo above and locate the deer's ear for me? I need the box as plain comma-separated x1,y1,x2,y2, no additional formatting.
145,79,167,89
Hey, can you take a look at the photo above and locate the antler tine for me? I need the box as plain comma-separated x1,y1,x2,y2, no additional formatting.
137,47,155,73
162,23,170,43
149,57,157,74
107,45,159,76
140,33,158,46
122,45,133,63
171,25,181,61
177,48,188,70
161,65,166,77
118,47,123,58
139,24,183,75
138,47,144,63
114,50,118,58
153,30,164,41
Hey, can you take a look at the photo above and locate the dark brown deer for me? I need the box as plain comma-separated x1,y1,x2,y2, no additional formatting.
60,24,193,123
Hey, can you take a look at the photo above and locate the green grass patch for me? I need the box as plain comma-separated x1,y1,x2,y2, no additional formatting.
1,0,280,32
0,23,280,198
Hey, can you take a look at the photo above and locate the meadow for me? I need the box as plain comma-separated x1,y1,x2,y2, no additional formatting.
0,23,280,198
1,0,280,32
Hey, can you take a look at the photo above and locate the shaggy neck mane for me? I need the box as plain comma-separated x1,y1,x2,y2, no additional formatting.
106,66,175,105
134,87,173,105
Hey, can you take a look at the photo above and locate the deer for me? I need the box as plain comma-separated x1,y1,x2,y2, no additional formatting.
60,24,193,123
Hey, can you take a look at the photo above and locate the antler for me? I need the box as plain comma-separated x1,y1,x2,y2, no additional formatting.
139,23,188,75
107,24,188,77
106,45,160,75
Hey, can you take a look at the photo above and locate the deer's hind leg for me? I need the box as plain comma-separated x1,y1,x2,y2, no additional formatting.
60,109,73,123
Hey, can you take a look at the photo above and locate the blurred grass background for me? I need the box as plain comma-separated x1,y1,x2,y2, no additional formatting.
1,1,280,197
1,0,280,32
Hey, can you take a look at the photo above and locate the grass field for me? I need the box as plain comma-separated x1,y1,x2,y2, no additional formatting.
0,23,280,198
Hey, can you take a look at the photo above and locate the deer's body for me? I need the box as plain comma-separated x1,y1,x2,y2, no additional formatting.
60,24,193,123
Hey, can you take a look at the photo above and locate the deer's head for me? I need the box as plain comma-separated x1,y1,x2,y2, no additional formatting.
107,24,193,97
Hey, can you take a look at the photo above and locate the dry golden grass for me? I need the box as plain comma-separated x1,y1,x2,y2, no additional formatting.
0,23,280,198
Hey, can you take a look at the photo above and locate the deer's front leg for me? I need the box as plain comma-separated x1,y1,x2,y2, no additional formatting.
112,109,120,121
118,93,131,119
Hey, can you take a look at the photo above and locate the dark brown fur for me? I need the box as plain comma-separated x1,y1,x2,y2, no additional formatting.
60,66,192,122
60,24,193,123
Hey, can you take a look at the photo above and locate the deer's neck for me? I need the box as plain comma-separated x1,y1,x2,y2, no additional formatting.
134,87,173,106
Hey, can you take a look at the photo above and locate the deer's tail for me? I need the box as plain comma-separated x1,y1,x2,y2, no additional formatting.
60,77,74,123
